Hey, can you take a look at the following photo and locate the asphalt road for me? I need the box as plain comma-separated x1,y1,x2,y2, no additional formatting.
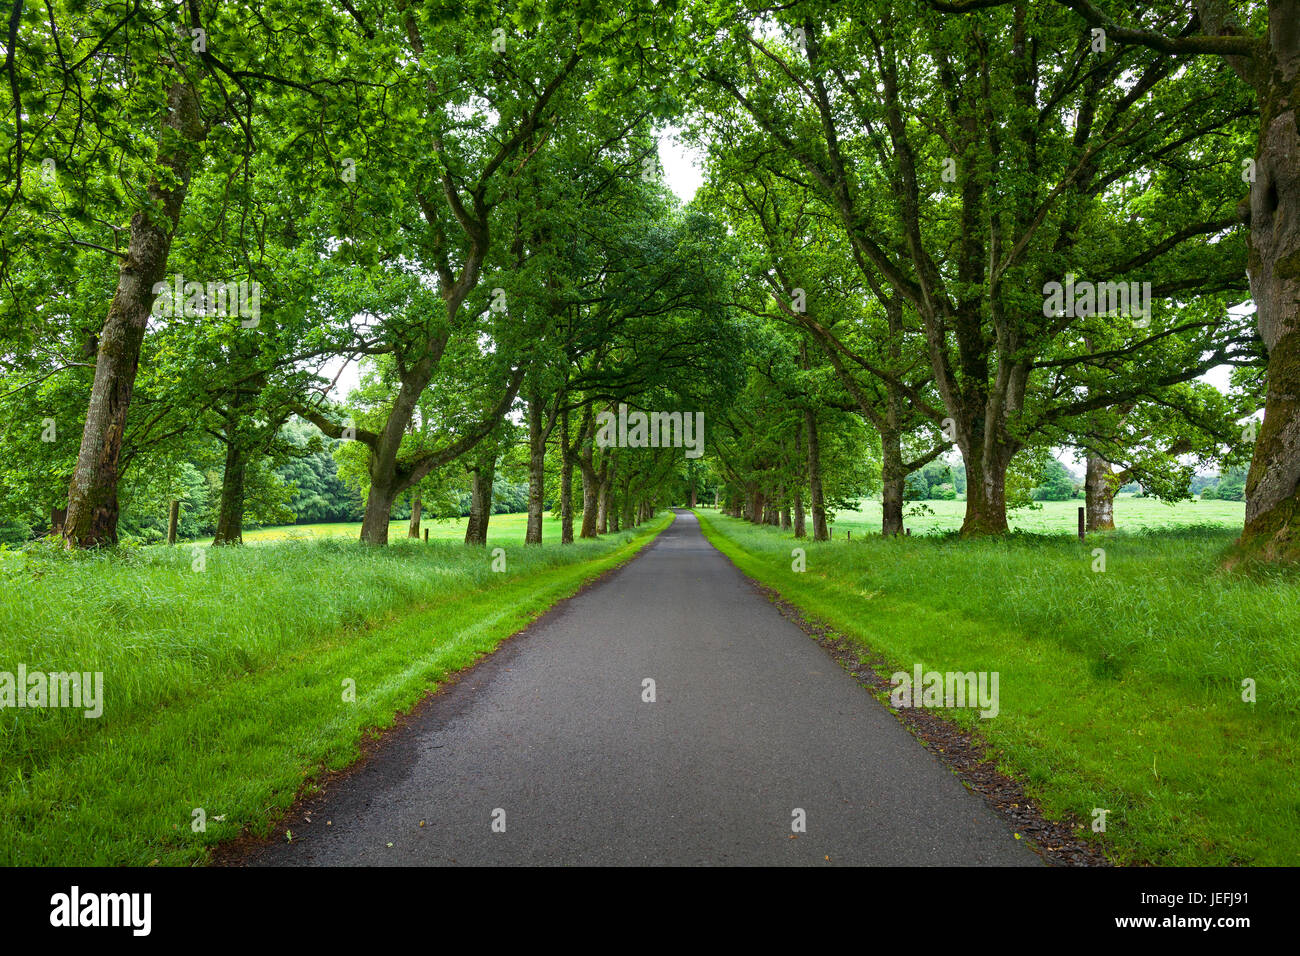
249,509,1038,866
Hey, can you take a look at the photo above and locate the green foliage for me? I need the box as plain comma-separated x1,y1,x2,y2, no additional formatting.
905,459,961,501
1032,460,1077,502
1209,467,1248,502
278,421,363,524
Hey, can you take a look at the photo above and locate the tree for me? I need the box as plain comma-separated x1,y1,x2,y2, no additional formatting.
2,0,364,546
924,0,1300,560
696,0,1254,536
695,148,947,535
1218,466,1249,502
1033,459,1077,502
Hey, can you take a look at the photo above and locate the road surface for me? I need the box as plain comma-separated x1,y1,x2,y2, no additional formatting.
248,509,1037,866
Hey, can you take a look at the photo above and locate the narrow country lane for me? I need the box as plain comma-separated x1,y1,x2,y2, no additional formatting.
248,510,1039,866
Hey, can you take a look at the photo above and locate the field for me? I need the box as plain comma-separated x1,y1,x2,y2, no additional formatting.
828,495,1246,536
241,513,564,545
0,516,669,865
138,499,1248,548
695,509,1300,865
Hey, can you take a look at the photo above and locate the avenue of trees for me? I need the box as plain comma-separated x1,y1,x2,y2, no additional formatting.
1,0,1296,563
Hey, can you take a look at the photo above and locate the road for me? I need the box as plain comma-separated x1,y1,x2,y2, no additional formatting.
248,509,1038,866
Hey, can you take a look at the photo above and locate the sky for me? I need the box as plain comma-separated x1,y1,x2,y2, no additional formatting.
658,126,707,203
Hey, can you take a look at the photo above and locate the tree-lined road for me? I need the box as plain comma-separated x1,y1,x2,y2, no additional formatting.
249,511,1037,866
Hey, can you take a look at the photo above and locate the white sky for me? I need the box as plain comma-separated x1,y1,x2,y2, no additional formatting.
659,126,706,203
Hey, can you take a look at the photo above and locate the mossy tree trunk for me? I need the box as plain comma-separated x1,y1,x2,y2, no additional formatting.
1241,1,1300,562
407,495,422,539
63,79,206,548
805,407,829,541
1085,452,1118,532
464,456,496,546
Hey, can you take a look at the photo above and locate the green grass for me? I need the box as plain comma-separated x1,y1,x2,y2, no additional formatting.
694,508,1300,866
830,495,1246,537
0,514,670,865
241,512,563,545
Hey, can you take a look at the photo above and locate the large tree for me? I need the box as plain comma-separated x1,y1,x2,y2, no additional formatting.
696,0,1255,535
923,0,1298,557
1,0,366,546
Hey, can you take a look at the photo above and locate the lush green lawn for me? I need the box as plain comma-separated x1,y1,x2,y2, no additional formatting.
241,512,564,545
0,515,669,865
695,509,1300,866
829,495,1246,537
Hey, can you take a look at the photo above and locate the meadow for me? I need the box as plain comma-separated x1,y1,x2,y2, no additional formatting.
143,497,1245,548
240,512,563,545
696,508,1300,865
828,494,1246,536
0,516,668,865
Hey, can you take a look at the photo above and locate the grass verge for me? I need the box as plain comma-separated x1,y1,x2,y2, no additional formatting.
694,509,1300,866
0,515,670,865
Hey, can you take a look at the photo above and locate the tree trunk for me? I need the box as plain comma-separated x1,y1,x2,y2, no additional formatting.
806,408,829,541
1085,453,1117,532
960,454,1010,535
464,458,495,545
621,474,635,530
167,500,179,545
560,406,575,544
360,477,399,546
577,405,601,539
212,438,248,546
526,394,545,544
958,423,1015,536
881,470,905,537
748,486,763,524
597,460,612,534
359,354,440,546
1241,2,1300,562
408,495,422,538
63,79,206,548
881,395,906,537
580,463,600,538
793,487,806,538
